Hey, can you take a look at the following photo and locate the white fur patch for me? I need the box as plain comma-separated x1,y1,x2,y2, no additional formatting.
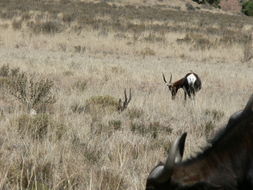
186,74,196,85
148,165,164,179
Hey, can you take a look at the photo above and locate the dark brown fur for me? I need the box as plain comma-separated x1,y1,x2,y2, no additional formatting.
146,94,253,190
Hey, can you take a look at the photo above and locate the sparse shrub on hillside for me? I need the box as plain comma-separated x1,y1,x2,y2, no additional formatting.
71,134,102,164
73,80,88,92
207,0,221,7
63,70,74,76
94,169,127,190
186,3,195,11
202,109,224,137
131,121,172,138
70,102,86,114
74,45,86,53
177,33,213,50
193,0,220,7
7,159,53,190
242,0,253,16
4,69,55,112
127,107,144,119
143,32,165,43
86,95,119,113
139,47,156,57
28,21,64,34
90,121,121,137
203,120,216,137
108,119,122,130
242,33,253,62
12,19,22,30
62,13,76,23
204,109,224,122
16,113,66,141
0,64,19,77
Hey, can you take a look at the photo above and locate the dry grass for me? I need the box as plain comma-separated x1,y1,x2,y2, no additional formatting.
0,0,252,189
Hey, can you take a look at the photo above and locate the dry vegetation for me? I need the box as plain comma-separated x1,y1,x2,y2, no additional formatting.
0,0,252,189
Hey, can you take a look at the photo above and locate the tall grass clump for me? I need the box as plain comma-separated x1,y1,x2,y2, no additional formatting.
15,113,66,140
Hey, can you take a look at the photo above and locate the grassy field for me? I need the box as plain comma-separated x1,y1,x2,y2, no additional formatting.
0,0,252,189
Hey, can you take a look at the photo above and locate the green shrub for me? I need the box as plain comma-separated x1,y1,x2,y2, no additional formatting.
242,0,253,16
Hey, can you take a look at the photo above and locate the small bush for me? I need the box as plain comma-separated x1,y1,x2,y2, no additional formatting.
0,64,11,77
177,33,212,49
8,159,53,189
73,80,88,92
143,33,165,43
62,13,76,23
242,0,253,16
16,114,66,140
242,34,253,62
28,21,63,34
186,3,195,11
70,102,86,114
94,169,126,190
140,47,156,57
86,95,118,113
202,120,216,138
204,109,224,122
5,70,55,112
108,119,122,130
127,107,144,119
12,20,22,30
193,0,220,7
207,0,220,7
90,121,121,137
130,121,172,138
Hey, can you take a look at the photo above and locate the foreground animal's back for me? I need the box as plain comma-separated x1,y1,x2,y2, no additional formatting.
145,94,253,190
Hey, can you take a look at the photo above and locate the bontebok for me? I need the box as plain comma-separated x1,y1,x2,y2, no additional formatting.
162,72,201,100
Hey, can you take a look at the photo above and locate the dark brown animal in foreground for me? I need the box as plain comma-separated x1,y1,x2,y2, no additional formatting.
146,94,253,190
162,72,201,100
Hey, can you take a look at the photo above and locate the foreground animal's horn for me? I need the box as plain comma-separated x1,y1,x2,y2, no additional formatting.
154,133,187,182
162,73,167,83
165,132,187,167
169,73,172,83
